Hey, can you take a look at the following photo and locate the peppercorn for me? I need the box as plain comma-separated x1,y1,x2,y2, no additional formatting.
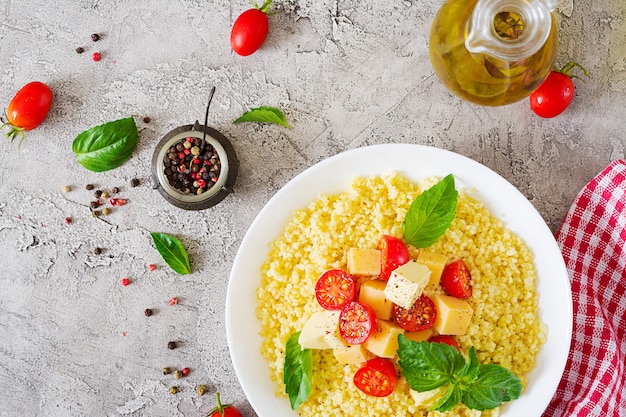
102,207,111,216
181,367,190,376
169,386,179,395
62,185,71,193
196,385,208,396
111,187,119,194
130,178,140,187
92,51,101,62
90,201,99,209
143,117,151,124
173,370,183,380
75,47,85,54
91,33,100,42
101,191,110,199
64,217,72,224
92,210,101,218
94,247,102,255
94,190,102,198
167,341,177,350
144,308,153,317
86,184,94,190
162,367,171,375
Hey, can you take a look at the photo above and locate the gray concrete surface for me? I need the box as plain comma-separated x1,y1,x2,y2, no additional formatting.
0,0,624,416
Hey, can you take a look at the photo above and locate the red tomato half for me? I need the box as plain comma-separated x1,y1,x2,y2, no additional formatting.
529,71,575,118
3,81,53,144
429,335,461,352
353,357,397,397
393,294,437,332
315,269,356,310
378,235,409,280
230,1,271,56
339,301,377,345
441,260,472,299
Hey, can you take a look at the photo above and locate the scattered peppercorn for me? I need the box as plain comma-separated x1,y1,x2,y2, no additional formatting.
75,47,85,54
102,207,111,216
121,277,131,286
92,210,101,218
181,367,190,376
92,51,101,62
144,308,153,317
173,370,183,380
111,187,119,194
143,117,151,124
90,201,100,209
62,185,71,193
148,264,157,271
64,216,72,224
196,385,208,396
115,199,127,206
167,341,177,350
101,191,110,199
91,33,100,42
169,386,179,395
168,297,179,306
130,178,140,187
162,367,171,375
94,247,102,255
94,190,102,198
86,184,94,190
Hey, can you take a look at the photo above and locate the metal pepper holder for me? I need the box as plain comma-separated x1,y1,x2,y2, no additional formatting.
151,122,238,210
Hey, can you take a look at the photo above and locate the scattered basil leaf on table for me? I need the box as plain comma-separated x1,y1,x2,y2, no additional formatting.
397,335,521,412
72,117,138,172
284,332,312,410
402,173,458,248
233,106,290,128
150,232,191,275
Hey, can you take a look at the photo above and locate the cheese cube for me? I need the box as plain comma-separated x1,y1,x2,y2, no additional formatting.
404,328,434,343
333,345,375,365
432,294,474,335
358,279,393,320
383,260,431,309
416,251,448,287
363,319,405,358
298,311,346,349
347,248,381,276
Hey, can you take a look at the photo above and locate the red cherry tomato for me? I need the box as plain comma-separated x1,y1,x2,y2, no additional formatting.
315,269,356,310
353,357,397,397
208,392,243,417
393,294,437,332
339,301,377,345
378,235,410,280
530,61,589,118
230,0,272,56
441,260,472,299
429,335,461,352
2,81,53,144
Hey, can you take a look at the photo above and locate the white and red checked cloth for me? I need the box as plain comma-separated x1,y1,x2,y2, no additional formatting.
542,159,626,417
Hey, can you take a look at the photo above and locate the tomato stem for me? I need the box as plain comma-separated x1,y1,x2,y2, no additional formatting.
252,0,272,13
207,391,233,417
556,61,590,81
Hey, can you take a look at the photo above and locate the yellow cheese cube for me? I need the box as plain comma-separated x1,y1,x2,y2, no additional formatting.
384,260,431,309
432,294,474,335
298,311,346,349
417,251,448,287
363,319,405,358
358,279,393,320
404,328,434,343
347,248,381,276
333,345,375,365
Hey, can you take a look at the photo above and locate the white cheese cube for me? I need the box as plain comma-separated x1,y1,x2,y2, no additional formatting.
383,260,431,309
432,294,474,335
358,279,393,320
347,248,381,276
298,311,346,349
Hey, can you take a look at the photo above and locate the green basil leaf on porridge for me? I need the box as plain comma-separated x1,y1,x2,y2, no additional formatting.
462,363,522,411
150,232,191,275
72,117,138,172
402,173,457,248
284,332,312,410
233,106,290,128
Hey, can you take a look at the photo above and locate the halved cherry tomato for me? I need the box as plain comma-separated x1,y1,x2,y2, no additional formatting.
429,335,461,352
393,294,437,332
230,0,272,56
2,81,53,144
441,260,472,299
315,269,356,310
339,301,377,345
353,357,397,397
378,235,409,280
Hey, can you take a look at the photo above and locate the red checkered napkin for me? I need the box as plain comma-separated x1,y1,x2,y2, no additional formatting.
542,160,626,417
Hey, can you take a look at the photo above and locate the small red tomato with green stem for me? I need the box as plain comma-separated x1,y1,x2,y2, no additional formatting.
529,61,589,118
2,81,53,145
208,392,243,417
230,0,272,56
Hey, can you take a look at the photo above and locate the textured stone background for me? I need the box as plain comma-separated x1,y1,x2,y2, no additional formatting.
0,0,624,416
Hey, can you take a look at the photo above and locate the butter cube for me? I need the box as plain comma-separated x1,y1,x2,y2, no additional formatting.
404,328,434,343
333,345,375,365
416,251,448,287
432,294,474,335
347,248,381,276
363,319,405,358
298,311,346,349
383,260,431,309
358,279,393,320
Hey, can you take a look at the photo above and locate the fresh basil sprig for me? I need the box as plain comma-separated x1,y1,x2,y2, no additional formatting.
397,335,521,412
150,232,191,275
402,174,458,248
233,106,290,128
284,332,312,410
72,117,138,172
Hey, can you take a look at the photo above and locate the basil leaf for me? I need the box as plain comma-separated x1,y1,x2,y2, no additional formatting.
72,117,138,172
150,232,191,275
233,106,290,128
432,384,463,412
462,364,522,411
402,174,458,248
284,332,312,410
